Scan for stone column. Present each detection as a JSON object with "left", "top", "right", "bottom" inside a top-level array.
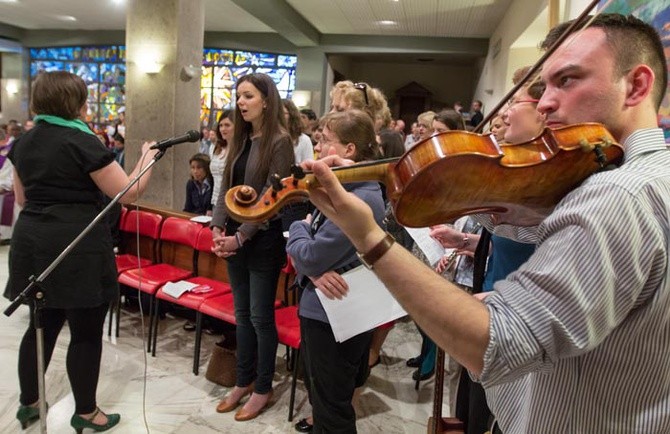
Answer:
[
  {"left": 124, "top": 0, "right": 204, "bottom": 209},
  {"left": 295, "top": 47, "right": 328, "bottom": 116}
]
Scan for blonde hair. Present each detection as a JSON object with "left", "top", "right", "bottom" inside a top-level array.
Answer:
[
  {"left": 330, "top": 80, "right": 389, "bottom": 123},
  {"left": 417, "top": 111, "right": 436, "bottom": 127}
]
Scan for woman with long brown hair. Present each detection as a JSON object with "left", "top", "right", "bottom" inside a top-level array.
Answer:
[
  {"left": 211, "top": 73, "right": 294, "bottom": 421},
  {"left": 209, "top": 109, "right": 234, "bottom": 215}
]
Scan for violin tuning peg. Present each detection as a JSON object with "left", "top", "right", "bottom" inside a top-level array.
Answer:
[
  {"left": 270, "top": 173, "right": 284, "bottom": 191},
  {"left": 270, "top": 174, "right": 284, "bottom": 197},
  {"left": 290, "top": 164, "right": 306, "bottom": 180}
]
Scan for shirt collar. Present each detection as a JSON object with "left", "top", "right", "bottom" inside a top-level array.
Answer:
[{"left": 622, "top": 128, "right": 667, "bottom": 164}]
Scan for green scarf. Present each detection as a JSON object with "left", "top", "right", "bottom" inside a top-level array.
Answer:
[{"left": 33, "top": 115, "right": 96, "bottom": 136}]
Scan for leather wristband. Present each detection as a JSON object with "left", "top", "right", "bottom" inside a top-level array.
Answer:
[{"left": 357, "top": 232, "right": 395, "bottom": 269}]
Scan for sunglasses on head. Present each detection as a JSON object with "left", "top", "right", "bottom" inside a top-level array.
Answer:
[{"left": 353, "top": 82, "right": 369, "bottom": 107}]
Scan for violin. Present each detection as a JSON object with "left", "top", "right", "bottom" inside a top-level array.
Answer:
[{"left": 225, "top": 123, "right": 623, "bottom": 227}]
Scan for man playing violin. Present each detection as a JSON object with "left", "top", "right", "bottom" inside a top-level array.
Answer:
[{"left": 303, "top": 14, "right": 670, "bottom": 433}]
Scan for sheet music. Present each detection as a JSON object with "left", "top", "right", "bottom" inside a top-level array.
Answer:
[
  {"left": 404, "top": 227, "right": 446, "bottom": 266},
  {"left": 315, "top": 265, "right": 407, "bottom": 343},
  {"left": 190, "top": 215, "right": 212, "bottom": 224},
  {"left": 162, "top": 280, "right": 199, "bottom": 299}
]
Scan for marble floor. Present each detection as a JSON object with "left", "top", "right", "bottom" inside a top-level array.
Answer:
[{"left": 0, "top": 244, "right": 453, "bottom": 433}]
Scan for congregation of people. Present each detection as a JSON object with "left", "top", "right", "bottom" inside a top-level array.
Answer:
[{"left": 4, "top": 10, "right": 670, "bottom": 434}]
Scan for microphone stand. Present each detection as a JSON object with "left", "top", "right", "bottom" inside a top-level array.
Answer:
[{"left": 3, "top": 147, "right": 168, "bottom": 434}]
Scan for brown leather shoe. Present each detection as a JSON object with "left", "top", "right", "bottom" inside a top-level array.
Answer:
[
  {"left": 234, "top": 390, "right": 273, "bottom": 422},
  {"left": 216, "top": 385, "right": 254, "bottom": 413}
]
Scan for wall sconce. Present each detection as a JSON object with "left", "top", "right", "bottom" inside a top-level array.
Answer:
[
  {"left": 180, "top": 64, "right": 201, "bottom": 82},
  {"left": 5, "top": 80, "right": 19, "bottom": 95},
  {"left": 292, "top": 90, "right": 312, "bottom": 108},
  {"left": 138, "top": 60, "right": 164, "bottom": 74}
]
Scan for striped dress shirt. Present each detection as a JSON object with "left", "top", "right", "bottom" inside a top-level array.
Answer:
[{"left": 476, "top": 128, "right": 670, "bottom": 433}]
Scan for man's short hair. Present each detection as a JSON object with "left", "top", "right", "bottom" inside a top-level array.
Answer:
[
  {"left": 541, "top": 13, "right": 667, "bottom": 110},
  {"left": 300, "top": 108, "right": 317, "bottom": 121}
]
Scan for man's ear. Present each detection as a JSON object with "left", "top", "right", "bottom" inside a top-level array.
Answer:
[
  {"left": 343, "top": 142, "right": 357, "bottom": 159},
  {"left": 624, "top": 64, "right": 654, "bottom": 107}
]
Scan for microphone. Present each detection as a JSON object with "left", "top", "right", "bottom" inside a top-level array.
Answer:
[{"left": 150, "top": 130, "right": 202, "bottom": 150}]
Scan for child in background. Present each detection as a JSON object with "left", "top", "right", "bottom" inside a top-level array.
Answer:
[{"left": 183, "top": 153, "right": 213, "bottom": 215}]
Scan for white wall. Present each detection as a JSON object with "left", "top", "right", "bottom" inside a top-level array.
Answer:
[
  {"left": 472, "top": 0, "right": 599, "bottom": 118},
  {"left": 567, "top": 0, "right": 594, "bottom": 20},
  {"left": 472, "top": 0, "right": 548, "bottom": 117}
]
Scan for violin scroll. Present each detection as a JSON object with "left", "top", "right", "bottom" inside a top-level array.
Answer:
[{"left": 225, "top": 174, "right": 313, "bottom": 224}]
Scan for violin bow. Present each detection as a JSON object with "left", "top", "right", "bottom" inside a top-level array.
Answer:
[{"left": 473, "top": 0, "right": 610, "bottom": 133}]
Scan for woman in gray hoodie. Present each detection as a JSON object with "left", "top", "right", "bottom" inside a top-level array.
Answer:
[{"left": 287, "top": 109, "right": 386, "bottom": 433}]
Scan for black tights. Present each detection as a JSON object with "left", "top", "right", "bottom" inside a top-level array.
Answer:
[{"left": 18, "top": 303, "right": 108, "bottom": 414}]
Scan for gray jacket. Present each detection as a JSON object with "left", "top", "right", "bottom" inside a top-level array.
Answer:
[{"left": 286, "top": 181, "right": 385, "bottom": 324}]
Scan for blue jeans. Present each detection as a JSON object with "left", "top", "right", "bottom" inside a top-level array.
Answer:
[{"left": 226, "top": 227, "right": 285, "bottom": 394}]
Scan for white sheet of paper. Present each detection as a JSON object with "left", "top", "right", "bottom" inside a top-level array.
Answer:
[
  {"left": 315, "top": 266, "right": 407, "bottom": 343},
  {"left": 190, "top": 215, "right": 212, "bottom": 224},
  {"left": 404, "top": 227, "right": 446, "bottom": 266},
  {"left": 162, "top": 280, "right": 199, "bottom": 299}
]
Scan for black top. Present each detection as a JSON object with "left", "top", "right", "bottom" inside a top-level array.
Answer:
[
  {"left": 9, "top": 123, "right": 114, "bottom": 205},
  {"left": 232, "top": 137, "right": 252, "bottom": 188},
  {"left": 184, "top": 179, "right": 213, "bottom": 214},
  {"left": 5, "top": 122, "right": 118, "bottom": 309},
  {"left": 470, "top": 110, "right": 484, "bottom": 128}
]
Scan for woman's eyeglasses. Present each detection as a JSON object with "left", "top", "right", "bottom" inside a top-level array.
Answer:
[{"left": 354, "top": 82, "right": 369, "bottom": 107}]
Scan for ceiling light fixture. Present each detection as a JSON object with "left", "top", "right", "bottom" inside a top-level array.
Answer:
[{"left": 378, "top": 20, "right": 397, "bottom": 25}]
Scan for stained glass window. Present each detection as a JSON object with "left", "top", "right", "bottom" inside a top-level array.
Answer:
[
  {"left": 202, "top": 48, "right": 297, "bottom": 126},
  {"left": 30, "top": 45, "right": 297, "bottom": 129},
  {"left": 29, "top": 46, "right": 126, "bottom": 126}
]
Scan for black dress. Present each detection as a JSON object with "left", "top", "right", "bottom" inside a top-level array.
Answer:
[{"left": 4, "top": 123, "right": 118, "bottom": 309}]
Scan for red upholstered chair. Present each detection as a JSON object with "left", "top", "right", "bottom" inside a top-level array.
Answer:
[
  {"left": 109, "top": 209, "right": 163, "bottom": 337},
  {"left": 151, "top": 227, "right": 232, "bottom": 359},
  {"left": 118, "top": 217, "right": 201, "bottom": 351},
  {"left": 281, "top": 255, "right": 297, "bottom": 306},
  {"left": 274, "top": 305, "right": 301, "bottom": 421},
  {"left": 115, "top": 209, "right": 162, "bottom": 273}
]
